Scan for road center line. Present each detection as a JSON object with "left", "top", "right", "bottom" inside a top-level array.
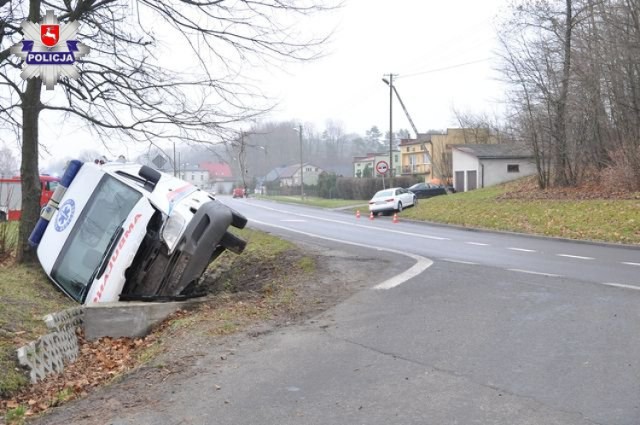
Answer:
[
  {"left": 250, "top": 219, "right": 433, "bottom": 290},
  {"left": 465, "top": 242, "right": 489, "bottom": 246},
  {"left": 441, "top": 258, "right": 478, "bottom": 265},
  {"left": 622, "top": 262, "right": 640, "bottom": 267},
  {"left": 507, "top": 268, "right": 561, "bottom": 277},
  {"left": 507, "top": 247, "right": 537, "bottom": 253},
  {"left": 557, "top": 254, "right": 595, "bottom": 260},
  {"left": 280, "top": 219, "right": 306, "bottom": 222},
  {"left": 602, "top": 282, "right": 640, "bottom": 291}
]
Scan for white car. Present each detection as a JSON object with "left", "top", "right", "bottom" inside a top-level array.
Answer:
[{"left": 368, "top": 187, "right": 417, "bottom": 216}]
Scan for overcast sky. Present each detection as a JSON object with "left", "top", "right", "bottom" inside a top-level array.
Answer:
[
  {"left": 18, "top": 0, "right": 512, "bottom": 170},
  {"left": 266, "top": 0, "right": 511, "bottom": 135}
]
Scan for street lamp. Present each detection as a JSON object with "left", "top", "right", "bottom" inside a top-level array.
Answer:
[{"left": 293, "top": 125, "right": 304, "bottom": 199}]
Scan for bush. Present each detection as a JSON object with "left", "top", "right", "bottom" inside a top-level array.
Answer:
[
  {"left": 0, "top": 221, "right": 18, "bottom": 259},
  {"left": 601, "top": 147, "right": 640, "bottom": 191},
  {"left": 335, "top": 176, "right": 423, "bottom": 200},
  {"left": 317, "top": 172, "right": 338, "bottom": 198}
]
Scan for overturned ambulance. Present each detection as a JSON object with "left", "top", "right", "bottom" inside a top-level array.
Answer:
[{"left": 29, "top": 160, "right": 247, "bottom": 305}]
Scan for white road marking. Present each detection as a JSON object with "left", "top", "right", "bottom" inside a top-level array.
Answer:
[
  {"left": 622, "top": 262, "right": 640, "bottom": 267},
  {"left": 250, "top": 219, "right": 433, "bottom": 290},
  {"left": 507, "top": 269, "right": 561, "bottom": 278},
  {"left": 465, "top": 242, "right": 489, "bottom": 246},
  {"left": 602, "top": 282, "right": 640, "bottom": 291},
  {"left": 248, "top": 203, "right": 451, "bottom": 241},
  {"left": 508, "top": 247, "right": 537, "bottom": 253},
  {"left": 280, "top": 219, "right": 306, "bottom": 222},
  {"left": 557, "top": 254, "right": 594, "bottom": 260},
  {"left": 441, "top": 258, "right": 478, "bottom": 265}
]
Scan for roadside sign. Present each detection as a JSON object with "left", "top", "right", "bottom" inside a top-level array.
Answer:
[
  {"left": 375, "top": 160, "right": 389, "bottom": 175},
  {"left": 152, "top": 154, "right": 167, "bottom": 169}
]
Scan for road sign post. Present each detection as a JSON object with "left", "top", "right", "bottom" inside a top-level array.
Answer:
[{"left": 376, "top": 160, "right": 389, "bottom": 189}]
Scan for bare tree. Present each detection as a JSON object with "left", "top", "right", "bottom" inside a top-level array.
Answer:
[
  {"left": 500, "top": 0, "right": 640, "bottom": 190},
  {"left": 1, "top": 0, "right": 336, "bottom": 261},
  {"left": 452, "top": 108, "right": 511, "bottom": 144},
  {"left": 499, "top": 0, "right": 582, "bottom": 188}
]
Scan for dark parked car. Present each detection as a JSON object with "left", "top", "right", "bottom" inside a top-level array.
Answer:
[{"left": 407, "top": 182, "right": 448, "bottom": 199}]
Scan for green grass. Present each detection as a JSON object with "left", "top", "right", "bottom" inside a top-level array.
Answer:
[
  {"left": 257, "top": 195, "right": 365, "bottom": 209},
  {"left": 234, "top": 227, "right": 295, "bottom": 257},
  {"left": 401, "top": 185, "right": 640, "bottom": 244},
  {"left": 296, "top": 257, "right": 315, "bottom": 273},
  {"left": 0, "top": 264, "right": 75, "bottom": 396},
  {"left": 5, "top": 405, "right": 26, "bottom": 424},
  {"left": 0, "top": 222, "right": 19, "bottom": 256}
]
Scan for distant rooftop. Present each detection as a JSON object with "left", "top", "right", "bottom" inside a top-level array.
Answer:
[{"left": 452, "top": 144, "right": 533, "bottom": 159}]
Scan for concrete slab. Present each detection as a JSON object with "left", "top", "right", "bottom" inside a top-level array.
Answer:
[{"left": 83, "top": 300, "right": 204, "bottom": 341}]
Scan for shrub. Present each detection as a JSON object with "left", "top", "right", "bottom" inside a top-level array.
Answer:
[
  {"left": 601, "top": 147, "right": 640, "bottom": 192},
  {"left": 335, "top": 176, "right": 423, "bottom": 200}
]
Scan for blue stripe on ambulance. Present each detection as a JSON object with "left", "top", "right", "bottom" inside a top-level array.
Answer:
[{"left": 28, "top": 160, "right": 83, "bottom": 247}]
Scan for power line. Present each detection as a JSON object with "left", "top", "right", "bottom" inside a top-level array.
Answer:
[
  {"left": 399, "top": 58, "right": 491, "bottom": 79},
  {"left": 400, "top": 18, "right": 496, "bottom": 75}
]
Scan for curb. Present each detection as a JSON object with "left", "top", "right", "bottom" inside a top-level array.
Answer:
[{"left": 346, "top": 210, "right": 640, "bottom": 250}]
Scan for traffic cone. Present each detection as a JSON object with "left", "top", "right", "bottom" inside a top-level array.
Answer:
[
  {"left": 356, "top": 210, "right": 361, "bottom": 219},
  {"left": 393, "top": 213, "right": 399, "bottom": 224},
  {"left": 369, "top": 211, "right": 374, "bottom": 220}
]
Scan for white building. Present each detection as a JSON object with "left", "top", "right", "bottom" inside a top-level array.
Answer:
[
  {"left": 452, "top": 144, "right": 536, "bottom": 192},
  {"left": 353, "top": 150, "right": 401, "bottom": 178},
  {"left": 179, "top": 167, "right": 209, "bottom": 187},
  {"left": 278, "top": 163, "right": 324, "bottom": 186}
]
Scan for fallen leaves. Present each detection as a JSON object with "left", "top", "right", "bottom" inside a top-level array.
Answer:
[
  {"left": 0, "top": 329, "right": 159, "bottom": 418},
  {"left": 498, "top": 176, "right": 640, "bottom": 201}
]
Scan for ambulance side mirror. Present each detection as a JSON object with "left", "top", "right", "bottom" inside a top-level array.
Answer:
[{"left": 139, "top": 166, "right": 161, "bottom": 191}]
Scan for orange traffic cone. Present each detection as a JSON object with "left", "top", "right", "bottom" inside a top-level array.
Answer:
[
  {"left": 356, "top": 210, "right": 361, "bottom": 219},
  {"left": 369, "top": 211, "right": 374, "bottom": 220},
  {"left": 393, "top": 213, "right": 399, "bottom": 224}
]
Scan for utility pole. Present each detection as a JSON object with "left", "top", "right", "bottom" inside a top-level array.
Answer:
[
  {"left": 384, "top": 73, "right": 397, "bottom": 185},
  {"left": 239, "top": 130, "right": 247, "bottom": 195},
  {"left": 298, "top": 124, "right": 304, "bottom": 199}
]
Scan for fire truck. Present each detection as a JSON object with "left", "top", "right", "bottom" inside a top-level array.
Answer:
[{"left": 0, "top": 175, "right": 60, "bottom": 221}]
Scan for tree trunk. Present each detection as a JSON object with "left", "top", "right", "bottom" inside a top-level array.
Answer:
[
  {"left": 16, "top": 77, "right": 42, "bottom": 263},
  {"left": 16, "top": 0, "right": 43, "bottom": 263},
  {"left": 554, "top": 0, "right": 574, "bottom": 186}
]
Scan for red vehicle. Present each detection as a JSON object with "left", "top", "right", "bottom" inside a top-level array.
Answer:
[
  {"left": 0, "top": 175, "right": 60, "bottom": 221},
  {"left": 232, "top": 187, "right": 246, "bottom": 198}
]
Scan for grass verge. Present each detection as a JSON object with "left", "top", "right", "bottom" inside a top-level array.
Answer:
[
  {"left": 401, "top": 184, "right": 640, "bottom": 244},
  {"left": 0, "top": 264, "right": 75, "bottom": 397},
  {"left": 256, "top": 195, "right": 365, "bottom": 209}
]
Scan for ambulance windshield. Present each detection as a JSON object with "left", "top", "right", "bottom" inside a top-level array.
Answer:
[{"left": 51, "top": 175, "right": 142, "bottom": 302}]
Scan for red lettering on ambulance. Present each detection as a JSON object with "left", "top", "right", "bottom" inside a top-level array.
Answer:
[{"left": 92, "top": 213, "right": 143, "bottom": 303}]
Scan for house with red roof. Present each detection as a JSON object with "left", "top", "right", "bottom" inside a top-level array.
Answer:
[{"left": 198, "top": 162, "right": 235, "bottom": 194}]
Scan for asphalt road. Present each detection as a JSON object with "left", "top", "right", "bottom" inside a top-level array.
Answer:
[
  {"left": 40, "top": 197, "right": 640, "bottom": 425},
  {"left": 213, "top": 197, "right": 639, "bottom": 425},
  {"left": 225, "top": 197, "right": 640, "bottom": 288}
]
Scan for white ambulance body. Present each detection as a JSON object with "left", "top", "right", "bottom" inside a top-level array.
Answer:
[{"left": 30, "top": 161, "right": 246, "bottom": 305}]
